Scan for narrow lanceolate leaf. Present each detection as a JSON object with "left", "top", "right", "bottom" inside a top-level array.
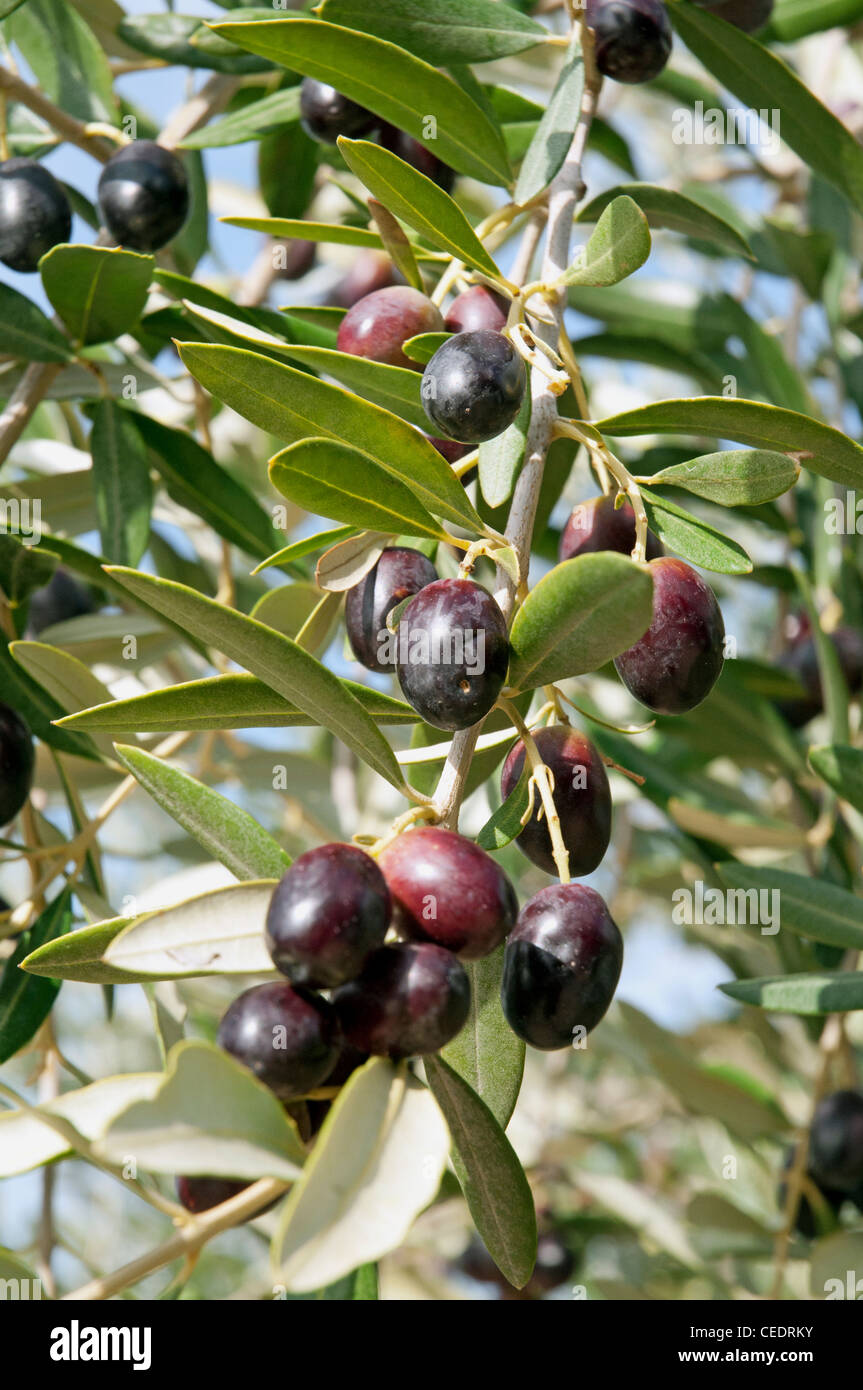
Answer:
[
  {"left": 97, "top": 1040, "right": 304, "bottom": 1181},
  {"left": 270, "top": 439, "right": 451, "bottom": 542},
  {"left": 479, "top": 390, "right": 530, "bottom": 509},
  {"left": 22, "top": 917, "right": 145, "bottom": 985},
  {"left": 646, "top": 450, "right": 800, "bottom": 506},
  {"left": 599, "top": 397, "right": 863, "bottom": 493},
  {"left": 89, "top": 401, "right": 152, "bottom": 567},
  {"left": 9, "top": 641, "right": 116, "bottom": 758},
  {"left": 180, "top": 87, "right": 301, "bottom": 148},
  {"left": 114, "top": 744, "right": 291, "bottom": 882},
  {"left": 476, "top": 766, "right": 531, "bottom": 854},
  {"left": 639, "top": 486, "right": 753, "bottom": 575},
  {"left": 131, "top": 413, "right": 283, "bottom": 560},
  {"left": 507, "top": 552, "right": 654, "bottom": 692},
  {"left": 766, "top": 0, "right": 863, "bottom": 42},
  {"left": 338, "top": 138, "right": 501, "bottom": 278},
  {"left": 210, "top": 18, "right": 512, "bottom": 186},
  {"left": 720, "top": 973, "right": 863, "bottom": 1016},
  {"left": 177, "top": 343, "right": 484, "bottom": 535},
  {"left": 253, "top": 527, "right": 356, "bottom": 576},
  {"left": 577, "top": 184, "right": 751, "bottom": 258},
  {"left": 40, "top": 245, "right": 154, "bottom": 347},
  {"left": 0, "top": 889, "right": 72, "bottom": 1065},
  {"left": 441, "top": 949, "right": 525, "bottom": 1130},
  {"left": 809, "top": 744, "right": 863, "bottom": 813},
  {"left": 0, "top": 282, "right": 71, "bottom": 362},
  {"left": 272, "top": 1059, "right": 450, "bottom": 1293},
  {"left": 0, "top": 634, "right": 100, "bottom": 762},
  {"left": 561, "top": 195, "right": 651, "bottom": 288},
  {"left": 425, "top": 1056, "right": 536, "bottom": 1288},
  {"left": 183, "top": 304, "right": 430, "bottom": 432},
  {"left": 221, "top": 217, "right": 383, "bottom": 248},
  {"left": 514, "top": 29, "right": 583, "bottom": 205},
  {"left": 57, "top": 673, "right": 416, "bottom": 733},
  {"left": 317, "top": 0, "right": 546, "bottom": 64},
  {"left": 102, "top": 883, "right": 278, "bottom": 979},
  {"left": 716, "top": 865, "right": 863, "bottom": 952},
  {"left": 368, "top": 197, "right": 423, "bottom": 292},
  {"left": 105, "top": 568, "right": 406, "bottom": 791},
  {"left": 671, "top": 3, "right": 863, "bottom": 218},
  {"left": 0, "top": 1073, "right": 162, "bottom": 1178}
]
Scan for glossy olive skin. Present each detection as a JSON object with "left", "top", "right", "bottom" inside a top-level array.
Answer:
[
  {"left": 0, "top": 158, "right": 71, "bottom": 272},
  {"left": 326, "top": 250, "right": 400, "bottom": 308},
  {"left": 429, "top": 436, "right": 469, "bottom": 464},
  {"left": 217, "top": 982, "right": 340, "bottom": 1101},
  {"left": 614, "top": 557, "right": 725, "bottom": 715},
  {"left": 97, "top": 141, "right": 189, "bottom": 252},
  {"left": 395, "top": 578, "right": 510, "bottom": 731},
  {"left": 265, "top": 844, "right": 391, "bottom": 989},
  {"left": 777, "top": 627, "right": 863, "bottom": 729},
  {"left": 501, "top": 883, "right": 623, "bottom": 1050},
  {"left": 559, "top": 494, "right": 663, "bottom": 563},
  {"left": 421, "top": 331, "right": 527, "bottom": 444},
  {"left": 809, "top": 1091, "right": 863, "bottom": 1193},
  {"left": 379, "top": 826, "right": 518, "bottom": 959},
  {"left": 346, "top": 546, "right": 438, "bottom": 674},
  {"left": 332, "top": 942, "right": 470, "bottom": 1059},
  {"left": 694, "top": 0, "right": 773, "bottom": 32},
  {"left": 501, "top": 725, "right": 612, "bottom": 878},
  {"left": 444, "top": 286, "right": 509, "bottom": 335},
  {"left": 299, "top": 79, "right": 377, "bottom": 144},
  {"left": 0, "top": 703, "right": 35, "bottom": 828},
  {"left": 336, "top": 286, "right": 444, "bottom": 370},
  {"left": 26, "top": 568, "right": 95, "bottom": 637},
  {"left": 378, "top": 123, "right": 455, "bottom": 192},
  {"left": 586, "top": 0, "right": 673, "bottom": 84}
]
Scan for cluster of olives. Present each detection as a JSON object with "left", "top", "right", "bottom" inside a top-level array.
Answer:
[
  {"left": 0, "top": 139, "right": 188, "bottom": 273},
  {"left": 586, "top": 0, "right": 774, "bottom": 88},
  {"left": 299, "top": 77, "right": 454, "bottom": 191}
]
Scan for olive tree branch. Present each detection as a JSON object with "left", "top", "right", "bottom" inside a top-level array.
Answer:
[
  {"left": 0, "top": 65, "right": 118, "bottom": 161},
  {"left": 431, "top": 35, "right": 601, "bottom": 830},
  {"left": 62, "top": 1177, "right": 290, "bottom": 1301}
]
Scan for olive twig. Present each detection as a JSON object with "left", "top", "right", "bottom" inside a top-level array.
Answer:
[
  {"left": 498, "top": 697, "right": 570, "bottom": 883},
  {"left": 554, "top": 419, "right": 649, "bottom": 564}
]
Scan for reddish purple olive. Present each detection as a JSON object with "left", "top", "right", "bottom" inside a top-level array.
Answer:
[
  {"left": 614, "top": 557, "right": 725, "bottom": 715},
  {"left": 501, "top": 725, "right": 612, "bottom": 878},
  {"left": 97, "top": 140, "right": 189, "bottom": 253},
  {"left": 444, "top": 286, "right": 509, "bottom": 335},
  {"left": 429, "top": 436, "right": 470, "bottom": 464},
  {"left": 299, "top": 79, "right": 377, "bottom": 145},
  {"left": 0, "top": 703, "right": 35, "bottom": 828},
  {"left": 501, "top": 883, "right": 623, "bottom": 1049},
  {"left": 276, "top": 238, "right": 316, "bottom": 281},
  {"left": 394, "top": 577, "right": 510, "bottom": 731},
  {"left": 378, "top": 123, "right": 455, "bottom": 192},
  {"left": 379, "top": 826, "right": 518, "bottom": 960},
  {"left": 326, "top": 250, "right": 401, "bottom": 308},
  {"left": 336, "top": 286, "right": 444, "bottom": 370},
  {"left": 693, "top": 0, "right": 773, "bottom": 32},
  {"left": 559, "top": 494, "right": 662, "bottom": 563},
  {"left": 586, "top": 0, "right": 673, "bottom": 85},
  {"left": 265, "top": 843, "right": 391, "bottom": 989},
  {"left": 332, "top": 942, "right": 470, "bottom": 1058},
  {"left": 422, "top": 330, "right": 527, "bottom": 444},
  {"left": 0, "top": 157, "right": 71, "bottom": 272},
  {"left": 217, "top": 982, "right": 340, "bottom": 1101},
  {"left": 345, "top": 546, "right": 438, "bottom": 674}
]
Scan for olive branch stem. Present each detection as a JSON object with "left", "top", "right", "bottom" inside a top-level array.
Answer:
[{"left": 431, "top": 22, "right": 601, "bottom": 830}]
